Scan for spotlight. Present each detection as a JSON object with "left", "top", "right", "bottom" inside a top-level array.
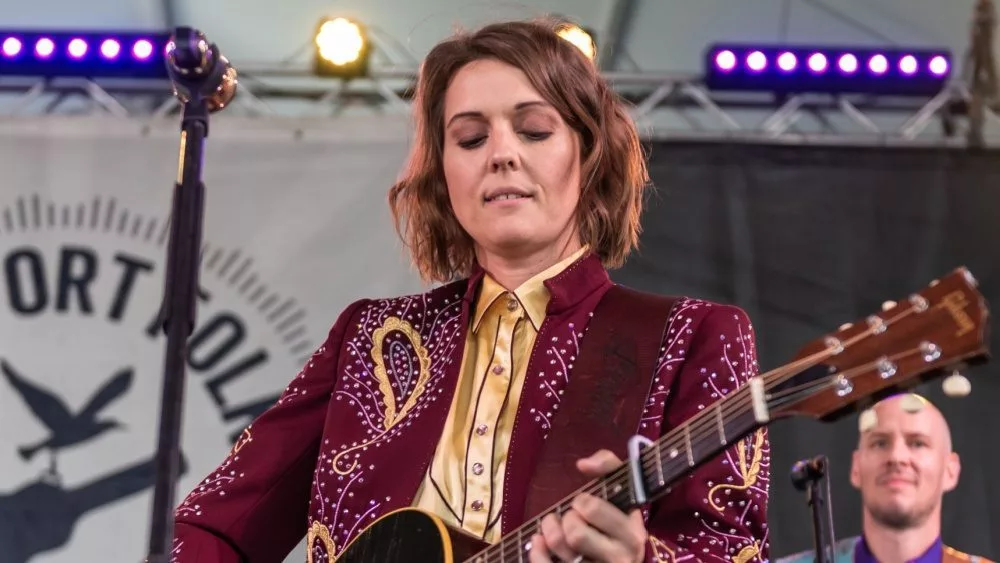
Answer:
[
  {"left": 0, "top": 29, "right": 170, "bottom": 78},
  {"left": 2, "top": 37, "right": 22, "bottom": 58},
  {"left": 929, "top": 55, "right": 949, "bottom": 77},
  {"left": 555, "top": 22, "right": 597, "bottom": 62},
  {"left": 838, "top": 53, "right": 858, "bottom": 74},
  {"left": 313, "top": 17, "right": 371, "bottom": 79},
  {"left": 807, "top": 52, "right": 828, "bottom": 73},
  {"left": 100, "top": 38, "right": 121, "bottom": 59},
  {"left": 746, "top": 51, "right": 767, "bottom": 72},
  {"left": 777, "top": 52, "right": 797, "bottom": 72},
  {"left": 35, "top": 38, "right": 55, "bottom": 58},
  {"left": 67, "top": 38, "right": 88, "bottom": 58},
  {"left": 715, "top": 49, "right": 737, "bottom": 72},
  {"left": 868, "top": 54, "right": 888, "bottom": 75},
  {"left": 704, "top": 43, "right": 952, "bottom": 96}
]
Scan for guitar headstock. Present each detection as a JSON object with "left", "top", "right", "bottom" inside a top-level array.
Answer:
[{"left": 769, "top": 267, "right": 990, "bottom": 422}]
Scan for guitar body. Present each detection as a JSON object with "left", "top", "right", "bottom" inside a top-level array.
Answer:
[{"left": 335, "top": 508, "right": 488, "bottom": 563}]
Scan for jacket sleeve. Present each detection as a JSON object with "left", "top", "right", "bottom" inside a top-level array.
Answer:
[
  {"left": 644, "top": 304, "right": 770, "bottom": 563},
  {"left": 170, "top": 299, "right": 368, "bottom": 563}
]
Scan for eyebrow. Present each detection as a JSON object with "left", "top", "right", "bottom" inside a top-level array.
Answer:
[
  {"left": 445, "top": 100, "right": 551, "bottom": 129},
  {"left": 865, "top": 430, "right": 933, "bottom": 442}
]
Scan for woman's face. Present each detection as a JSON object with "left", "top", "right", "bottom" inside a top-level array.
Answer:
[{"left": 441, "top": 58, "right": 583, "bottom": 265}]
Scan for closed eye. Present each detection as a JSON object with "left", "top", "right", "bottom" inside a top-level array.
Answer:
[
  {"left": 521, "top": 131, "right": 552, "bottom": 141},
  {"left": 457, "top": 136, "right": 486, "bottom": 149},
  {"left": 456, "top": 131, "right": 551, "bottom": 150}
]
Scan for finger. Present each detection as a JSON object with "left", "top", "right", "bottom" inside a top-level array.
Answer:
[
  {"left": 561, "top": 508, "right": 628, "bottom": 562},
  {"left": 541, "top": 512, "right": 577, "bottom": 562},
  {"left": 575, "top": 449, "right": 622, "bottom": 477},
  {"left": 528, "top": 533, "right": 553, "bottom": 563},
  {"left": 629, "top": 508, "right": 650, "bottom": 556},
  {"left": 570, "top": 493, "right": 648, "bottom": 559}
]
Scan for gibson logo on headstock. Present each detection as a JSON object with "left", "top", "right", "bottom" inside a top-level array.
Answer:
[{"left": 937, "top": 291, "right": 975, "bottom": 337}]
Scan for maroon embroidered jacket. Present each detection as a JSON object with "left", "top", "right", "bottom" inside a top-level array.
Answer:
[{"left": 171, "top": 254, "right": 770, "bottom": 563}]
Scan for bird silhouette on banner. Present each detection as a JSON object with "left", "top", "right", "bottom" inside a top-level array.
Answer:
[{"left": 2, "top": 359, "right": 133, "bottom": 477}]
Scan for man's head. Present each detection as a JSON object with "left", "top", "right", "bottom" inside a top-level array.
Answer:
[{"left": 850, "top": 394, "right": 960, "bottom": 530}]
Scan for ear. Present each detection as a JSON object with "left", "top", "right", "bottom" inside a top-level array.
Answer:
[
  {"left": 849, "top": 449, "right": 862, "bottom": 489},
  {"left": 942, "top": 452, "right": 961, "bottom": 492}
]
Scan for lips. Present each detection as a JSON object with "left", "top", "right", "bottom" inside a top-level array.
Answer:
[
  {"left": 878, "top": 474, "right": 916, "bottom": 488},
  {"left": 484, "top": 187, "right": 532, "bottom": 202}
]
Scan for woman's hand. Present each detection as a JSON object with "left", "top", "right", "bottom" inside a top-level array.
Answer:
[{"left": 528, "top": 449, "right": 647, "bottom": 563}]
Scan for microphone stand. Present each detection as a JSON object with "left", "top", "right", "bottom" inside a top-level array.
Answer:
[
  {"left": 144, "top": 27, "right": 236, "bottom": 563},
  {"left": 791, "top": 456, "right": 838, "bottom": 563}
]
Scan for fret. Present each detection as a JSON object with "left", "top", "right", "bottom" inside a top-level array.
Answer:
[
  {"left": 478, "top": 399, "right": 771, "bottom": 563},
  {"left": 607, "top": 478, "right": 629, "bottom": 510},
  {"left": 653, "top": 441, "right": 665, "bottom": 487},
  {"left": 683, "top": 424, "right": 694, "bottom": 466},
  {"left": 714, "top": 404, "right": 726, "bottom": 445}
]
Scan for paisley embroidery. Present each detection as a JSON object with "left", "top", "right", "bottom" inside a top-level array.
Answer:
[
  {"left": 306, "top": 521, "right": 337, "bottom": 563},
  {"left": 331, "top": 315, "right": 435, "bottom": 475},
  {"left": 371, "top": 317, "right": 432, "bottom": 430}
]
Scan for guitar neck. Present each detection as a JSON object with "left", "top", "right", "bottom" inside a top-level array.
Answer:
[
  {"left": 592, "top": 384, "right": 763, "bottom": 512},
  {"left": 473, "top": 383, "right": 768, "bottom": 563}
]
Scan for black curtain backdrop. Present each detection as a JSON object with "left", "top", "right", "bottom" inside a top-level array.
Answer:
[{"left": 615, "top": 141, "right": 1000, "bottom": 560}]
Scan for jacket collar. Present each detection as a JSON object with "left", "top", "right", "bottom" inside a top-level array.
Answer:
[{"left": 461, "top": 250, "right": 611, "bottom": 321}]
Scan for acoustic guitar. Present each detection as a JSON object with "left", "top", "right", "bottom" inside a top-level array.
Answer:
[{"left": 332, "top": 267, "right": 990, "bottom": 563}]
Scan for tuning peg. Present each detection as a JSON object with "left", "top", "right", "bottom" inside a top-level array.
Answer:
[
  {"left": 942, "top": 369, "right": 972, "bottom": 398},
  {"left": 961, "top": 268, "right": 978, "bottom": 287},
  {"left": 881, "top": 300, "right": 897, "bottom": 311},
  {"left": 839, "top": 322, "right": 853, "bottom": 331}
]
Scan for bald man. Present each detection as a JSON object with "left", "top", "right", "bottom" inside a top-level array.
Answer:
[{"left": 777, "top": 394, "right": 994, "bottom": 563}]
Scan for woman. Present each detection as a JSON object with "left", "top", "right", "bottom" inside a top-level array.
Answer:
[{"left": 171, "top": 19, "right": 770, "bottom": 563}]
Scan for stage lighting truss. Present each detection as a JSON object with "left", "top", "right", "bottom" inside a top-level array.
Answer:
[{"left": 0, "top": 47, "right": 997, "bottom": 146}]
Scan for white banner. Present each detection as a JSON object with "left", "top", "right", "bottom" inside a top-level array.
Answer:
[{"left": 0, "top": 115, "right": 424, "bottom": 562}]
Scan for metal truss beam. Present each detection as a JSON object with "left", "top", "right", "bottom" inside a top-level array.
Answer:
[{"left": 1, "top": 66, "right": 997, "bottom": 146}]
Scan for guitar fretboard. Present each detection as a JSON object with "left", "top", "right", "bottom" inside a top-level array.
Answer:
[{"left": 471, "top": 384, "right": 766, "bottom": 563}]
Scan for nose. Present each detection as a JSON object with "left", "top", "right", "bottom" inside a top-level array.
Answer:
[
  {"left": 490, "top": 153, "right": 517, "bottom": 172},
  {"left": 886, "top": 439, "right": 911, "bottom": 465},
  {"left": 488, "top": 129, "right": 520, "bottom": 172}
]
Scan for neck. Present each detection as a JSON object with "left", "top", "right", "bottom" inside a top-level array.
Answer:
[
  {"left": 475, "top": 236, "right": 583, "bottom": 290},
  {"left": 862, "top": 511, "right": 940, "bottom": 563}
]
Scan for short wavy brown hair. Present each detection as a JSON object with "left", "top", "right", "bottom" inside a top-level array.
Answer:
[{"left": 388, "top": 18, "right": 650, "bottom": 283}]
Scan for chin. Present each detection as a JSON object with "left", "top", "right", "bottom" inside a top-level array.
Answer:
[
  {"left": 869, "top": 500, "right": 927, "bottom": 530},
  {"left": 481, "top": 230, "right": 541, "bottom": 252}
]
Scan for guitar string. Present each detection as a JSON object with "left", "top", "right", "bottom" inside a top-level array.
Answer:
[
  {"left": 486, "top": 349, "right": 936, "bottom": 561},
  {"left": 478, "top": 350, "right": 835, "bottom": 562},
  {"left": 482, "top": 349, "right": 923, "bottom": 563},
  {"left": 480, "top": 306, "right": 927, "bottom": 562}
]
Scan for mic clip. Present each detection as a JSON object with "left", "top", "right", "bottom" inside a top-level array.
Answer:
[{"left": 790, "top": 455, "right": 827, "bottom": 491}]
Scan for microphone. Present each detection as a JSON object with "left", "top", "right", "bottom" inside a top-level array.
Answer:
[
  {"left": 164, "top": 27, "right": 238, "bottom": 112},
  {"left": 790, "top": 455, "right": 828, "bottom": 491}
]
